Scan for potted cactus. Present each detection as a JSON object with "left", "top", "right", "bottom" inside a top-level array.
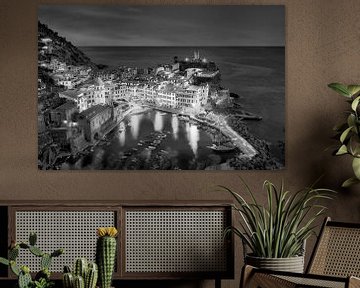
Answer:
[
  {"left": 0, "top": 232, "right": 64, "bottom": 288},
  {"left": 96, "top": 227, "right": 118, "bottom": 288},
  {"left": 62, "top": 258, "right": 98, "bottom": 288}
]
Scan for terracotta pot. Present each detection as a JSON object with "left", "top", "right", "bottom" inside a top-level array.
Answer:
[{"left": 245, "top": 254, "right": 305, "bottom": 273}]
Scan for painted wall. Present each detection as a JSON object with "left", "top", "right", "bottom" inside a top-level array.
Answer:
[{"left": 1, "top": 0, "right": 360, "bottom": 287}]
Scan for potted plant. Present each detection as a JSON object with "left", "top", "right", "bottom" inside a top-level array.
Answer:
[
  {"left": 221, "top": 179, "right": 334, "bottom": 273},
  {"left": 0, "top": 232, "right": 64, "bottom": 288},
  {"left": 62, "top": 258, "right": 98, "bottom": 288},
  {"left": 328, "top": 83, "right": 360, "bottom": 187}
]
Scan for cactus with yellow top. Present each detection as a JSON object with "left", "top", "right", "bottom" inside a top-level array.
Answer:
[
  {"left": 0, "top": 232, "right": 64, "bottom": 288},
  {"left": 96, "top": 227, "right": 118, "bottom": 288}
]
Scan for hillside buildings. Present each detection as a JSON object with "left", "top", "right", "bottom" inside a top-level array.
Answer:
[
  {"left": 38, "top": 50, "right": 232, "bottom": 168},
  {"left": 39, "top": 58, "right": 92, "bottom": 90}
]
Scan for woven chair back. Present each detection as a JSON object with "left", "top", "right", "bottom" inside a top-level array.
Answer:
[{"left": 308, "top": 219, "right": 360, "bottom": 278}]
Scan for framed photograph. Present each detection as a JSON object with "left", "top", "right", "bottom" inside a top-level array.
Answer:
[{"left": 37, "top": 5, "right": 285, "bottom": 170}]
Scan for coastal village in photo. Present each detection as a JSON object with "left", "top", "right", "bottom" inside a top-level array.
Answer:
[{"left": 38, "top": 16, "right": 284, "bottom": 170}]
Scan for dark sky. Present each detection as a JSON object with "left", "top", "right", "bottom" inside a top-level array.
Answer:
[{"left": 38, "top": 5, "right": 284, "bottom": 47}]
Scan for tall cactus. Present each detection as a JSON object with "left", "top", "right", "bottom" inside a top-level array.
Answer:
[{"left": 96, "top": 227, "right": 118, "bottom": 288}]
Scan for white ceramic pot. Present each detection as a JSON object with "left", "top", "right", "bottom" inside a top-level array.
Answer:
[{"left": 245, "top": 254, "right": 305, "bottom": 273}]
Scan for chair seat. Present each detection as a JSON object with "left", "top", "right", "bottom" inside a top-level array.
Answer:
[
  {"left": 244, "top": 266, "right": 360, "bottom": 288},
  {"left": 241, "top": 218, "right": 360, "bottom": 288},
  {"left": 277, "top": 275, "right": 346, "bottom": 288}
]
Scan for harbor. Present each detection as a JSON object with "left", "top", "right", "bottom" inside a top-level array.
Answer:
[{"left": 63, "top": 109, "right": 243, "bottom": 170}]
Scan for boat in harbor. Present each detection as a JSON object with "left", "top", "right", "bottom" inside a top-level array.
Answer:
[
  {"left": 233, "top": 110, "right": 262, "bottom": 121},
  {"left": 207, "top": 143, "right": 236, "bottom": 153},
  {"left": 178, "top": 115, "right": 190, "bottom": 121}
]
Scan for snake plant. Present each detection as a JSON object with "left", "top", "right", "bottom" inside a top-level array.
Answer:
[
  {"left": 221, "top": 179, "right": 335, "bottom": 258},
  {"left": 328, "top": 83, "right": 360, "bottom": 187}
]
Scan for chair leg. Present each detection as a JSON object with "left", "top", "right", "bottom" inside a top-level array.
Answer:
[
  {"left": 215, "top": 278, "right": 221, "bottom": 288},
  {"left": 240, "top": 265, "right": 255, "bottom": 288}
]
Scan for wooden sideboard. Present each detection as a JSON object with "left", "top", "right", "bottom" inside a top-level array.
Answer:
[{"left": 0, "top": 201, "right": 234, "bottom": 288}]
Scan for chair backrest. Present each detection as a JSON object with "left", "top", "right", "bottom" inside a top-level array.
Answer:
[{"left": 307, "top": 217, "right": 360, "bottom": 277}]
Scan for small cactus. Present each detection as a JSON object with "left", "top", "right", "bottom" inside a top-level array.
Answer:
[
  {"left": 18, "top": 269, "right": 32, "bottom": 288},
  {"left": 0, "top": 232, "right": 64, "bottom": 288},
  {"left": 85, "top": 263, "right": 98, "bottom": 288},
  {"left": 96, "top": 227, "right": 118, "bottom": 288},
  {"left": 74, "top": 258, "right": 87, "bottom": 280},
  {"left": 41, "top": 253, "right": 52, "bottom": 270},
  {"left": 74, "top": 275, "right": 85, "bottom": 288},
  {"left": 63, "top": 265, "right": 72, "bottom": 273},
  {"left": 63, "top": 259, "right": 98, "bottom": 288},
  {"left": 63, "top": 271, "right": 74, "bottom": 288}
]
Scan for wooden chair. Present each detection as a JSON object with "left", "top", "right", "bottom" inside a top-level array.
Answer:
[{"left": 241, "top": 217, "right": 360, "bottom": 288}]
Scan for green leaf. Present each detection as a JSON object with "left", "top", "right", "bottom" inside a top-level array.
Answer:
[
  {"left": 223, "top": 179, "right": 335, "bottom": 258},
  {"left": 342, "top": 177, "right": 360, "bottom": 188},
  {"left": 0, "top": 257, "right": 9, "bottom": 266},
  {"left": 40, "top": 254, "right": 51, "bottom": 270},
  {"left": 347, "top": 135, "right": 360, "bottom": 156},
  {"left": 352, "top": 157, "right": 360, "bottom": 179},
  {"left": 19, "top": 243, "right": 29, "bottom": 249},
  {"left": 351, "top": 96, "right": 360, "bottom": 111},
  {"left": 347, "top": 114, "right": 356, "bottom": 128},
  {"left": 29, "top": 232, "right": 37, "bottom": 246},
  {"left": 10, "top": 261, "right": 20, "bottom": 276},
  {"left": 328, "top": 83, "right": 350, "bottom": 97},
  {"left": 8, "top": 247, "right": 19, "bottom": 261},
  {"left": 29, "top": 246, "right": 44, "bottom": 257},
  {"left": 336, "top": 145, "right": 348, "bottom": 155},
  {"left": 340, "top": 126, "right": 353, "bottom": 143},
  {"left": 347, "top": 85, "right": 360, "bottom": 97},
  {"left": 353, "top": 148, "right": 360, "bottom": 157}
]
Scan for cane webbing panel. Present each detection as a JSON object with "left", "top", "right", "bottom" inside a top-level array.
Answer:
[
  {"left": 309, "top": 226, "right": 360, "bottom": 277},
  {"left": 125, "top": 210, "right": 227, "bottom": 273},
  {"left": 249, "top": 273, "right": 297, "bottom": 288},
  {"left": 277, "top": 275, "right": 345, "bottom": 288},
  {"left": 15, "top": 211, "right": 115, "bottom": 272}
]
